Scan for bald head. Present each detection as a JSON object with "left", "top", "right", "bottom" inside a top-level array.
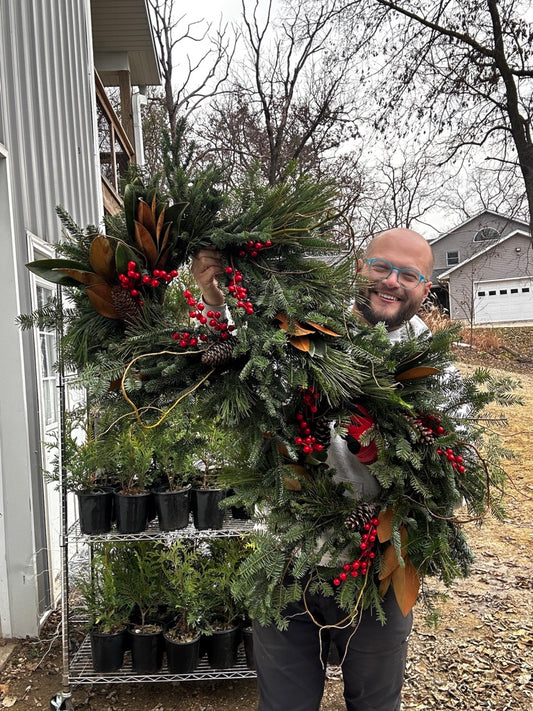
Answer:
[
  {"left": 356, "top": 227, "right": 434, "bottom": 330},
  {"left": 366, "top": 228, "right": 434, "bottom": 279}
]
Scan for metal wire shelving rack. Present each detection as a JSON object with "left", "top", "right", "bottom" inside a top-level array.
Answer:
[{"left": 51, "top": 513, "right": 257, "bottom": 710}]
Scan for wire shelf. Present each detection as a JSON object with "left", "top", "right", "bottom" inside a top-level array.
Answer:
[
  {"left": 69, "top": 635, "right": 256, "bottom": 684},
  {"left": 67, "top": 516, "right": 254, "bottom": 543}
]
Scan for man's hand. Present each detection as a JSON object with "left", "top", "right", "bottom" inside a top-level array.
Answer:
[{"left": 190, "top": 248, "right": 225, "bottom": 306}]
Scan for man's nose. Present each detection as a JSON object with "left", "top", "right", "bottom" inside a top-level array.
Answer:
[{"left": 380, "top": 269, "right": 401, "bottom": 287}]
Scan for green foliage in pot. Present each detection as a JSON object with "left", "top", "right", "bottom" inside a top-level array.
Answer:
[
  {"left": 107, "top": 423, "right": 155, "bottom": 494},
  {"left": 45, "top": 408, "right": 112, "bottom": 493},
  {"left": 202, "top": 537, "right": 248, "bottom": 631},
  {"left": 149, "top": 409, "right": 201, "bottom": 492},
  {"left": 75, "top": 543, "right": 131, "bottom": 634},
  {"left": 191, "top": 416, "right": 248, "bottom": 491},
  {"left": 160, "top": 540, "right": 211, "bottom": 641},
  {"left": 116, "top": 541, "right": 166, "bottom": 630}
]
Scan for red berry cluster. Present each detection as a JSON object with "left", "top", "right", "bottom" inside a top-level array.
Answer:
[
  {"left": 118, "top": 261, "right": 178, "bottom": 305},
  {"left": 173, "top": 291, "right": 236, "bottom": 347},
  {"left": 416, "top": 411, "right": 445, "bottom": 436},
  {"left": 237, "top": 239, "right": 273, "bottom": 259},
  {"left": 436, "top": 446, "right": 466, "bottom": 474},
  {"left": 417, "top": 412, "right": 467, "bottom": 475},
  {"left": 294, "top": 387, "right": 323, "bottom": 454},
  {"left": 171, "top": 330, "right": 200, "bottom": 348},
  {"left": 333, "top": 517, "right": 380, "bottom": 586},
  {"left": 225, "top": 267, "right": 254, "bottom": 315}
]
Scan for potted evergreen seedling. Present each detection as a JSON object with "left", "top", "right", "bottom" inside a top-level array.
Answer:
[
  {"left": 160, "top": 540, "right": 210, "bottom": 673},
  {"left": 202, "top": 537, "right": 247, "bottom": 669},
  {"left": 76, "top": 543, "right": 131, "bottom": 673},
  {"left": 117, "top": 541, "right": 166, "bottom": 673},
  {"left": 110, "top": 424, "right": 155, "bottom": 534},
  {"left": 190, "top": 417, "right": 235, "bottom": 530},
  {"left": 48, "top": 411, "right": 114, "bottom": 534},
  {"left": 150, "top": 412, "right": 199, "bottom": 531}
]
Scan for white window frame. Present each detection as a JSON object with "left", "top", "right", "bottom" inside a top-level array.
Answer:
[{"left": 446, "top": 250, "right": 460, "bottom": 267}]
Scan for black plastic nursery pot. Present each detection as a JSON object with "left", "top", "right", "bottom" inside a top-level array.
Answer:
[
  {"left": 242, "top": 626, "right": 255, "bottom": 670},
  {"left": 114, "top": 491, "right": 151, "bottom": 534},
  {"left": 164, "top": 631, "right": 201, "bottom": 674},
  {"left": 128, "top": 626, "right": 164, "bottom": 674},
  {"left": 90, "top": 628, "right": 127, "bottom": 673},
  {"left": 191, "top": 488, "right": 225, "bottom": 530},
  {"left": 204, "top": 625, "right": 240, "bottom": 669},
  {"left": 153, "top": 487, "right": 190, "bottom": 531},
  {"left": 76, "top": 490, "right": 113, "bottom": 535}
]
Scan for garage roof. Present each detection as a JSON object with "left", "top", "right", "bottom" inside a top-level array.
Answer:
[{"left": 438, "top": 229, "right": 530, "bottom": 281}]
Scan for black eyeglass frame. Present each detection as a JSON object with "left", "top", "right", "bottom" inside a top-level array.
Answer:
[{"left": 363, "top": 258, "right": 429, "bottom": 290}]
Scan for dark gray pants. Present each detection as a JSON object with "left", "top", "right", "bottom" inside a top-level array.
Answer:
[{"left": 252, "top": 589, "right": 412, "bottom": 711}]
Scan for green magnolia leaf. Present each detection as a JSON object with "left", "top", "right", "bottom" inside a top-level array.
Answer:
[
  {"left": 26, "top": 259, "right": 91, "bottom": 286},
  {"left": 123, "top": 180, "right": 145, "bottom": 241},
  {"left": 115, "top": 242, "right": 141, "bottom": 275},
  {"left": 165, "top": 202, "right": 188, "bottom": 225}
]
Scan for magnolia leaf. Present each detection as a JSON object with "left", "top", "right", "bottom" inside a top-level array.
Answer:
[
  {"left": 304, "top": 320, "right": 341, "bottom": 337},
  {"left": 275, "top": 313, "right": 315, "bottom": 336},
  {"left": 123, "top": 181, "right": 145, "bottom": 239},
  {"left": 56, "top": 269, "right": 105, "bottom": 287},
  {"left": 137, "top": 199, "right": 157, "bottom": 236},
  {"left": 89, "top": 235, "right": 116, "bottom": 280},
  {"left": 283, "top": 477, "right": 302, "bottom": 491},
  {"left": 134, "top": 221, "right": 158, "bottom": 268},
  {"left": 159, "top": 222, "right": 171, "bottom": 255},
  {"left": 165, "top": 201, "right": 188, "bottom": 225},
  {"left": 391, "top": 556, "right": 420, "bottom": 616},
  {"left": 395, "top": 366, "right": 441, "bottom": 382},
  {"left": 115, "top": 242, "right": 140, "bottom": 275},
  {"left": 289, "top": 336, "right": 311, "bottom": 351},
  {"left": 155, "top": 208, "right": 166, "bottom": 245},
  {"left": 155, "top": 244, "right": 171, "bottom": 271},
  {"left": 283, "top": 464, "right": 310, "bottom": 490},
  {"left": 376, "top": 507, "right": 393, "bottom": 543},
  {"left": 378, "top": 542, "right": 401, "bottom": 580},
  {"left": 86, "top": 284, "right": 122, "bottom": 319},
  {"left": 26, "top": 258, "right": 90, "bottom": 286}
]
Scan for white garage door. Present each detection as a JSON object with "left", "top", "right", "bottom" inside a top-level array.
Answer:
[{"left": 474, "top": 277, "right": 533, "bottom": 324}]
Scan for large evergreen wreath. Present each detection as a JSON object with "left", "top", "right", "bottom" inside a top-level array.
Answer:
[{"left": 23, "top": 146, "right": 520, "bottom": 628}]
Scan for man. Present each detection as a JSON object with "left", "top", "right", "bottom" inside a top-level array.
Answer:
[{"left": 191, "top": 228, "right": 434, "bottom": 711}]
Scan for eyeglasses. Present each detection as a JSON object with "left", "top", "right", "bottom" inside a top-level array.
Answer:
[{"left": 363, "top": 258, "right": 428, "bottom": 290}]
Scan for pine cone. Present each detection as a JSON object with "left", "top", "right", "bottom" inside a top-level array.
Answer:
[
  {"left": 406, "top": 414, "right": 436, "bottom": 444},
  {"left": 313, "top": 416, "right": 331, "bottom": 449},
  {"left": 344, "top": 502, "right": 380, "bottom": 532},
  {"left": 201, "top": 338, "right": 236, "bottom": 367},
  {"left": 111, "top": 285, "right": 141, "bottom": 323}
]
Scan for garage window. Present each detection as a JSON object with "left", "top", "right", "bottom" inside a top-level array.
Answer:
[
  {"left": 511, "top": 288, "right": 518, "bottom": 294},
  {"left": 488, "top": 290, "right": 496, "bottom": 295},
  {"left": 523, "top": 287, "right": 530, "bottom": 293},
  {"left": 499, "top": 289, "right": 507, "bottom": 295},
  {"left": 477, "top": 291, "right": 486, "bottom": 297}
]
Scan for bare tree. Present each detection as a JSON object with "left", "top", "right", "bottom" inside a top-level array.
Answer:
[
  {"left": 333, "top": 0, "right": 533, "bottom": 237},
  {"left": 199, "top": 0, "right": 361, "bottom": 186},
  {"left": 148, "top": 0, "right": 237, "bottom": 139}
]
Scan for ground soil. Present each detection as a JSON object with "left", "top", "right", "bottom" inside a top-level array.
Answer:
[{"left": 1, "top": 328, "right": 532, "bottom": 711}]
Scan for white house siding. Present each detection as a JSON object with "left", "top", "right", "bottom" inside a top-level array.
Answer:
[
  {"left": 447, "top": 234, "right": 533, "bottom": 323},
  {"left": 0, "top": 0, "right": 103, "bottom": 637}
]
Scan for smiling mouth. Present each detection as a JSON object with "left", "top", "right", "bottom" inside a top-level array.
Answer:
[{"left": 375, "top": 291, "right": 401, "bottom": 303}]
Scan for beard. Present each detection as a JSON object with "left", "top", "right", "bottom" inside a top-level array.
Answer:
[{"left": 355, "top": 285, "right": 421, "bottom": 330}]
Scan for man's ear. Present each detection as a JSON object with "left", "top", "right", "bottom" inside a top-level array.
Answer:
[
  {"left": 422, "top": 281, "right": 432, "bottom": 301},
  {"left": 356, "top": 258, "right": 364, "bottom": 273}
]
